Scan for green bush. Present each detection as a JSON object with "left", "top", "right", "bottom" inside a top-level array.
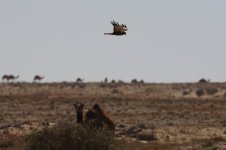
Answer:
[
  {"left": 25, "top": 121, "right": 124, "bottom": 150},
  {"left": 112, "top": 89, "right": 120, "bottom": 94},
  {"left": 0, "top": 140, "right": 14, "bottom": 148},
  {"left": 196, "top": 88, "right": 205, "bottom": 97}
]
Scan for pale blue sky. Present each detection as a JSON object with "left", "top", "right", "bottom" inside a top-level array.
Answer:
[{"left": 0, "top": 0, "right": 226, "bottom": 82}]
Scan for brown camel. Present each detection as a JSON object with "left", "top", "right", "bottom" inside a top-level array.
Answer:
[
  {"left": 76, "top": 78, "right": 84, "bottom": 83},
  {"left": 2, "top": 74, "right": 10, "bottom": 82},
  {"left": 91, "top": 104, "right": 115, "bottom": 131},
  {"left": 73, "top": 103, "right": 115, "bottom": 132},
  {"left": 33, "top": 75, "right": 44, "bottom": 82},
  {"left": 7, "top": 75, "right": 19, "bottom": 82},
  {"left": 73, "top": 103, "right": 84, "bottom": 124}
]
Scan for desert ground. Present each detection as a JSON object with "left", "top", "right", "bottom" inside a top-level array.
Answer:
[{"left": 1, "top": 81, "right": 226, "bottom": 149}]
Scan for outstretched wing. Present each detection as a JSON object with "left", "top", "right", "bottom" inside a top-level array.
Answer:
[{"left": 111, "top": 20, "right": 128, "bottom": 33}]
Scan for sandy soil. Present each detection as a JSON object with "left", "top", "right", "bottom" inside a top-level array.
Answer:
[{"left": 0, "top": 82, "right": 226, "bottom": 149}]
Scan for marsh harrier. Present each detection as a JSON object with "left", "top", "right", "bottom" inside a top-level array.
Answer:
[{"left": 104, "top": 20, "right": 128, "bottom": 36}]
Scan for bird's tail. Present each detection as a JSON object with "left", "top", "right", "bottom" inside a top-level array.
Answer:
[{"left": 104, "top": 33, "right": 113, "bottom": 35}]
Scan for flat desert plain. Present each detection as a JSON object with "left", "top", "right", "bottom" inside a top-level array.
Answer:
[{"left": 1, "top": 82, "right": 226, "bottom": 149}]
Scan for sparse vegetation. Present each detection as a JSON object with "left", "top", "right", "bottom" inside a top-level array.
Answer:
[
  {"left": 25, "top": 121, "right": 124, "bottom": 150},
  {"left": 78, "top": 83, "right": 86, "bottom": 88},
  {"left": 99, "top": 82, "right": 107, "bottom": 88},
  {"left": 104, "top": 77, "right": 108, "bottom": 83},
  {"left": 1, "top": 82, "right": 226, "bottom": 149},
  {"left": 111, "top": 80, "right": 116, "bottom": 83},
  {"left": 118, "top": 80, "right": 125, "bottom": 84},
  {"left": 0, "top": 140, "right": 14, "bottom": 148},
  {"left": 198, "top": 78, "right": 209, "bottom": 83},
  {"left": 131, "top": 79, "right": 138, "bottom": 84},
  {"left": 196, "top": 88, "right": 205, "bottom": 96},
  {"left": 182, "top": 89, "right": 190, "bottom": 95},
  {"left": 139, "top": 80, "right": 144, "bottom": 84},
  {"left": 112, "top": 88, "right": 120, "bottom": 94},
  {"left": 205, "top": 87, "right": 218, "bottom": 95}
]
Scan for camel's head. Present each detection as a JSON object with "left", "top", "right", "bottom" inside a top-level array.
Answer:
[
  {"left": 93, "top": 103, "right": 104, "bottom": 114},
  {"left": 74, "top": 103, "right": 84, "bottom": 113}
]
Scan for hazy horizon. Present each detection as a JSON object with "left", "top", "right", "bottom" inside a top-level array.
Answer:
[{"left": 1, "top": 0, "right": 226, "bottom": 83}]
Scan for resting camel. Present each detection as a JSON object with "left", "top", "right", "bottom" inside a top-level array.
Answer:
[
  {"left": 74, "top": 103, "right": 115, "bottom": 132},
  {"left": 33, "top": 75, "right": 44, "bottom": 82}
]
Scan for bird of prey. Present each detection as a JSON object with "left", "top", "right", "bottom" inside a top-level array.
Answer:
[{"left": 104, "top": 20, "right": 128, "bottom": 36}]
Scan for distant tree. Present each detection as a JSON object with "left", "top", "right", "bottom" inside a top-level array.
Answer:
[
  {"left": 118, "top": 80, "right": 125, "bottom": 84},
  {"left": 131, "top": 79, "right": 138, "bottom": 84},
  {"left": 198, "top": 78, "right": 210, "bottom": 83},
  {"left": 111, "top": 80, "right": 116, "bottom": 84},
  {"left": 104, "top": 77, "right": 108, "bottom": 83},
  {"left": 139, "top": 80, "right": 144, "bottom": 84}
]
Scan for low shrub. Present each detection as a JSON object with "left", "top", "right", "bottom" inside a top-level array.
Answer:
[
  {"left": 25, "top": 121, "right": 124, "bottom": 150},
  {"left": 0, "top": 140, "right": 14, "bottom": 148},
  {"left": 112, "top": 89, "right": 120, "bottom": 94},
  {"left": 196, "top": 88, "right": 205, "bottom": 97},
  {"left": 182, "top": 89, "right": 190, "bottom": 95},
  {"left": 131, "top": 79, "right": 138, "bottom": 84}
]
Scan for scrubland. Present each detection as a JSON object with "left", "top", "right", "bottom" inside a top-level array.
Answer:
[{"left": 1, "top": 81, "right": 226, "bottom": 149}]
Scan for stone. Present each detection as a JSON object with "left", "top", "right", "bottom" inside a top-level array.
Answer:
[
  {"left": 126, "top": 126, "right": 141, "bottom": 135},
  {"left": 136, "top": 129, "right": 157, "bottom": 141},
  {"left": 137, "top": 123, "right": 146, "bottom": 129}
]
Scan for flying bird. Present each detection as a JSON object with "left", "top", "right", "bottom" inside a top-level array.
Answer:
[{"left": 104, "top": 20, "right": 128, "bottom": 36}]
